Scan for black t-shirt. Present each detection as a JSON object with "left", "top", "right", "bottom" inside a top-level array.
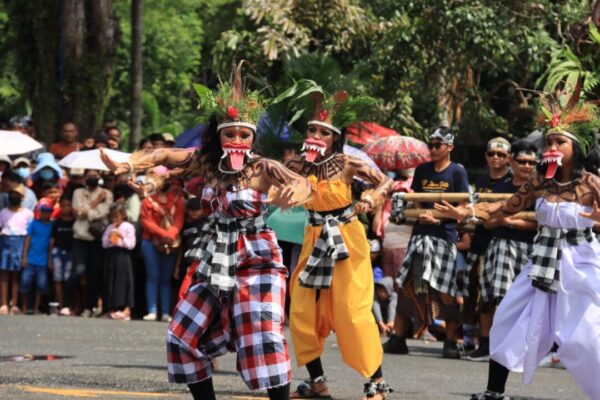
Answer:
[
  {"left": 491, "top": 179, "right": 536, "bottom": 243},
  {"left": 470, "top": 171, "right": 512, "bottom": 254},
  {"left": 51, "top": 218, "right": 75, "bottom": 251},
  {"left": 411, "top": 161, "right": 469, "bottom": 244}
]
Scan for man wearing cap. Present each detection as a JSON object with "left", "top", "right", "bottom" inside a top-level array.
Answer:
[
  {"left": 49, "top": 122, "right": 81, "bottom": 160},
  {"left": 462, "top": 138, "right": 512, "bottom": 354},
  {"left": 148, "top": 133, "right": 166, "bottom": 149},
  {"left": 162, "top": 133, "right": 176, "bottom": 148},
  {"left": 384, "top": 126, "right": 469, "bottom": 359}
]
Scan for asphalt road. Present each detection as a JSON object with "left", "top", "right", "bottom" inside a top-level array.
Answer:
[{"left": 0, "top": 315, "right": 585, "bottom": 399}]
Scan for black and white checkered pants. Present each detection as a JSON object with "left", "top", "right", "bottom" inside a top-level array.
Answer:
[{"left": 481, "top": 237, "right": 532, "bottom": 304}]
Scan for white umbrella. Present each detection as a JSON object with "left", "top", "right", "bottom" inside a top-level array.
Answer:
[
  {"left": 0, "top": 130, "right": 43, "bottom": 155},
  {"left": 59, "top": 148, "right": 131, "bottom": 171}
]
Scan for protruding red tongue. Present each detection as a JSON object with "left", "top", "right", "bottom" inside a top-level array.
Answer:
[
  {"left": 545, "top": 161, "right": 558, "bottom": 179},
  {"left": 229, "top": 151, "right": 247, "bottom": 170},
  {"left": 305, "top": 149, "right": 319, "bottom": 163}
]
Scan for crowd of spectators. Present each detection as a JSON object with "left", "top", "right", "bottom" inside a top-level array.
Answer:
[{"left": 0, "top": 117, "right": 192, "bottom": 321}]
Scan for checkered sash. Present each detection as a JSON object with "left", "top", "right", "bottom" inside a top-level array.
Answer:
[
  {"left": 188, "top": 215, "right": 267, "bottom": 297},
  {"left": 529, "top": 226, "right": 594, "bottom": 293},
  {"left": 299, "top": 206, "right": 354, "bottom": 289},
  {"left": 481, "top": 237, "right": 532, "bottom": 302},
  {"left": 397, "top": 234, "right": 458, "bottom": 296}
]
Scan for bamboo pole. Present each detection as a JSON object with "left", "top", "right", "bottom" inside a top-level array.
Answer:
[
  {"left": 395, "top": 192, "right": 513, "bottom": 203},
  {"left": 403, "top": 209, "right": 537, "bottom": 222}
]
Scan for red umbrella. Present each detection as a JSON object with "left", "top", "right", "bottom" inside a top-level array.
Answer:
[
  {"left": 362, "top": 136, "right": 431, "bottom": 171},
  {"left": 345, "top": 122, "right": 398, "bottom": 146}
]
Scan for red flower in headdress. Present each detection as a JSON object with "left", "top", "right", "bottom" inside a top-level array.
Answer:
[
  {"left": 227, "top": 106, "right": 239, "bottom": 120},
  {"left": 549, "top": 113, "right": 560, "bottom": 128},
  {"left": 318, "top": 110, "right": 328, "bottom": 121}
]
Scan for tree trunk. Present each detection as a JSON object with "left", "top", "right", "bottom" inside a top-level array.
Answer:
[
  {"left": 130, "top": 0, "right": 144, "bottom": 151},
  {"left": 6, "top": 0, "right": 119, "bottom": 145}
]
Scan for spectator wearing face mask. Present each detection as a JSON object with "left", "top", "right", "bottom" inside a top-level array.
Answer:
[
  {"left": 0, "top": 171, "right": 37, "bottom": 211},
  {"left": 12, "top": 157, "right": 33, "bottom": 188},
  {"left": 63, "top": 169, "right": 113, "bottom": 318},
  {"left": 30, "top": 153, "right": 63, "bottom": 199}
]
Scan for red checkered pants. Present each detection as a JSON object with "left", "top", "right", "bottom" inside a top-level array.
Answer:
[{"left": 166, "top": 266, "right": 291, "bottom": 390}]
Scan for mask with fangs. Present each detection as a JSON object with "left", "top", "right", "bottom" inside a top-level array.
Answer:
[
  {"left": 301, "top": 138, "right": 327, "bottom": 163},
  {"left": 540, "top": 150, "right": 563, "bottom": 180},
  {"left": 221, "top": 143, "right": 253, "bottom": 171}
]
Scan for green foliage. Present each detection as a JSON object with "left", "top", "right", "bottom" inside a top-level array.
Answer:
[{"left": 106, "top": 0, "right": 204, "bottom": 137}]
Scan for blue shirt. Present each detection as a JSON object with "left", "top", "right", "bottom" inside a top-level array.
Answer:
[
  {"left": 410, "top": 161, "right": 469, "bottom": 243},
  {"left": 26, "top": 219, "right": 54, "bottom": 266}
]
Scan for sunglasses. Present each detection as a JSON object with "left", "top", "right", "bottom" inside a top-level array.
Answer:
[
  {"left": 427, "top": 142, "right": 446, "bottom": 150},
  {"left": 514, "top": 159, "right": 537, "bottom": 166},
  {"left": 486, "top": 151, "right": 508, "bottom": 159}
]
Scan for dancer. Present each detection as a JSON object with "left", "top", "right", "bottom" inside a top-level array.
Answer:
[
  {"left": 435, "top": 95, "right": 600, "bottom": 399},
  {"left": 285, "top": 89, "right": 394, "bottom": 399},
  {"left": 101, "top": 62, "right": 311, "bottom": 400},
  {"left": 467, "top": 140, "right": 538, "bottom": 362}
]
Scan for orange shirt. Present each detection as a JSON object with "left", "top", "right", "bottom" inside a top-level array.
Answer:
[
  {"left": 140, "top": 193, "right": 185, "bottom": 242},
  {"left": 49, "top": 141, "right": 81, "bottom": 159}
]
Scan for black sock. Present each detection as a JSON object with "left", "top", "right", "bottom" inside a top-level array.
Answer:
[
  {"left": 487, "top": 359, "right": 509, "bottom": 394},
  {"left": 550, "top": 342, "right": 559, "bottom": 352},
  {"left": 188, "top": 378, "right": 216, "bottom": 400},
  {"left": 306, "top": 357, "right": 325, "bottom": 380},
  {"left": 480, "top": 336, "right": 490, "bottom": 348},
  {"left": 370, "top": 366, "right": 383, "bottom": 380},
  {"left": 268, "top": 383, "right": 290, "bottom": 400}
]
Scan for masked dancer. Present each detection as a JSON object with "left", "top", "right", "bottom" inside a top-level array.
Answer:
[
  {"left": 285, "top": 89, "right": 394, "bottom": 400},
  {"left": 101, "top": 62, "right": 311, "bottom": 400},
  {"left": 435, "top": 94, "right": 600, "bottom": 399}
]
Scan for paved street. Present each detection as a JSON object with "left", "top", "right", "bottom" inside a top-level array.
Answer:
[{"left": 0, "top": 315, "right": 584, "bottom": 399}]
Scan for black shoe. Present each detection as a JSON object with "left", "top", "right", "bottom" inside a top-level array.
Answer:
[
  {"left": 470, "top": 391, "right": 507, "bottom": 399},
  {"left": 442, "top": 340, "right": 461, "bottom": 359},
  {"left": 383, "top": 334, "right": 409, "bottom": 354},
  {"left": 460, "top": 342, "right": 476, "bottom": 355},
  {"left": 467, "top": 343, "right": 490, "bottom": 362}
]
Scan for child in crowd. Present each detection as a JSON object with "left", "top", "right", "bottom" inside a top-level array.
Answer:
[
  {"left": 372, "top": 266, "right": 397, "bottom": 336},
  {"left": 51, "top": 195, "right": 75, "bottom": 314},
  {"left": 175, "top": 197, "right": 205, "bottom": 301},
  {"left": 0, "top": 185, "right": 34, "bottom": 315},
  {"left": 20, "top": 198, "right": 54, "bottom": 314},
  {"left": 102, "top": 203, "right": 136, "bottom": 320},
  {"left": 38, "top": 182, "right": 62, "bottom": 220}
]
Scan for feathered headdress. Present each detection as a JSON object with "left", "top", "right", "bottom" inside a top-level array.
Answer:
[
  {"left": 307, "top": 90, "right": 378, "bottom": 134},
  {"left": 193, "top": 61, "right": 266, "bottom": 132},
  {"left": 538, "top": 81, "right": 600, "bottom": 156}
]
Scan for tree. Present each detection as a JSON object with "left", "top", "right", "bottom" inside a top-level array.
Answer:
[
  {"left": 4, "top": 0, "right": 119, "bottom": 142},
  {"left": 130, "top": 0, "right": 143, "bottom": 150}
]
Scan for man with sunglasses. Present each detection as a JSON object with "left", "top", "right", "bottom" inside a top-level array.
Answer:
[
  {"left": 467, "top": 140, "right": 538, "bottom": 362},
  {"left": 384, "top": 126, "right": 469, "bottom": 359},
  {"left": 462, "top": 138, "right": 513, "bottom": 354}
]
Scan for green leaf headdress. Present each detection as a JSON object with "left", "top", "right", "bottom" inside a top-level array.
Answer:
[
  {"left": 538, "top": 80, "right": 600, "bottom": 156},
  {"left": 307, "top": 89, "right": 378, "bottom": 134},
  {"left": 193, "top": 61, "right": 267, "bottom": 132}
]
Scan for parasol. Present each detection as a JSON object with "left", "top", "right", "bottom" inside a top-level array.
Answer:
[
  {"left": 363, "top": 136, "right": 430, "bottom": 171},
  {"left": 59, "top": 149, "right": 131, "bottom": 172},
  {"left": 0, "top": 130, "right": 43, "bottom": 155}
]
